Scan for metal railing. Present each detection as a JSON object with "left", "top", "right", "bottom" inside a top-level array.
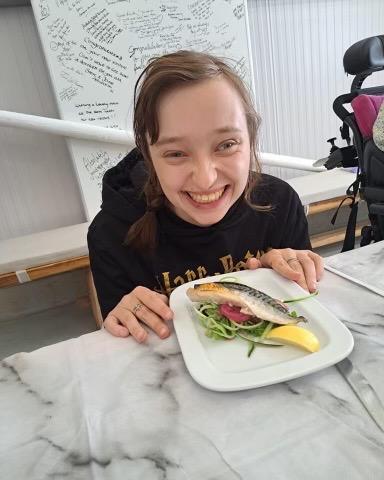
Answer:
[{"left": 0, "top": 110, "right": 325, "bottom": 172}]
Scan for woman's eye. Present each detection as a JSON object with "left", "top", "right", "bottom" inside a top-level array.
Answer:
[
  {"left": 217, "top": 141, "right": 237, "bottom": 151},
  {"left": 165, "top": 151, "right": 185, "bottom": 158}
]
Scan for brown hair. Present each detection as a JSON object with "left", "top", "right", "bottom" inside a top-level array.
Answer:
[{"left": 127, "top": 50, "right": 264, "bottom": 251}]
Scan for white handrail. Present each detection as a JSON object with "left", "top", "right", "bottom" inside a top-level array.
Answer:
[
  {"left": 260, "top": 152, "right": 325, "bottom": 172},
  {"left": 0, "top": 110, "right": 324, "bottom": 171},
  {"left": 0, "top": 110, "right": 134, "bottom": 145}
]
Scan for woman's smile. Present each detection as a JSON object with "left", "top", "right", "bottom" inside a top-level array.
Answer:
[{"left": 185, "top": 186, "right": 227, "bottom": 205}]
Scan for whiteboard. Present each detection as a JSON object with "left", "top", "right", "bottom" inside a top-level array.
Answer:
[{"left": 30, "top": 0, "right": 254, "bottom": 220}]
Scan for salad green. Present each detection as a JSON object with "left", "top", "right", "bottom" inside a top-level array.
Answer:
[{"left": 193, "top": 302, "right": 286, "bottom": 357}]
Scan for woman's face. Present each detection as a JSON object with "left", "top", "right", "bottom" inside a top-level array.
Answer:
[{"left": 148, "top": 77, "right": 251, "bottom": 226}]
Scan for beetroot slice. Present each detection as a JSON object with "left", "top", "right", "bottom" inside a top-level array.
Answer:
[{"left": 219, "top": 303, "right": 252, "bottom": 323}]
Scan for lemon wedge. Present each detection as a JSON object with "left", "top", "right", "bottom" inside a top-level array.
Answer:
[{"left": 265, "top": 325, "right": 320, "bottom": 353}]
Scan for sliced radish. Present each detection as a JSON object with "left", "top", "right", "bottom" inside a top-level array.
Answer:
[{"left": 219, "top": 303, "right": 252, "bottom": 323}]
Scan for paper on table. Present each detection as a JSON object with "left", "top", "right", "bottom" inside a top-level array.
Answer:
[{"left": 324, "top": 241, "right": 384, "bottom": 297}]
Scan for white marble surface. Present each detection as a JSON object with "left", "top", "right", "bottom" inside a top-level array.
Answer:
[
  {"left": 325, "top": 240, "right": 384, "bottom": 296},
  {"left": 1, "top": 249, "right": 384, "bottom": 479}
]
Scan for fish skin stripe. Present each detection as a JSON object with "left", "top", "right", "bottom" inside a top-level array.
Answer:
[{"left": 194, "top": 281, "right": 288, "bottom": 314}]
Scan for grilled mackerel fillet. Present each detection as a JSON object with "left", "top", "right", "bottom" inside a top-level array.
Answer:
[{"left": 186, "top": 281, "right": 306, "bottom": 325}]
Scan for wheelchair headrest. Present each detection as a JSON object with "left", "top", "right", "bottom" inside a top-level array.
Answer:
[
  {"left": 352, "top": 94, "right": 384, "bottom": 138},
  {"left": 344, "top": 35, "right": 384, "bottom": 75}
]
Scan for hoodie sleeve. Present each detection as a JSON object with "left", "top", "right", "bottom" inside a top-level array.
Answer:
[{"left": 87, "top": 232, "right": 135, "bottom": 320}]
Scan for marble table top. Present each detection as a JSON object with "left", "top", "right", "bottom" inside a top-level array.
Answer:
[
  {"left": 1, "top": 245, "right": 384, "bottom": 479},
  {"left": 325, "top": 239, "right": 384, "bottom": 296}
]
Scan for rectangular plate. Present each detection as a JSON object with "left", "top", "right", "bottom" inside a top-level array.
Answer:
[{"left": 170, "top": 269, "right": 354, "bottom": 391}]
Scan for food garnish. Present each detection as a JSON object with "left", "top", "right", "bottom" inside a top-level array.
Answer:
[{"left": 186, "top": 280, "right": 320, "bottom": 357}]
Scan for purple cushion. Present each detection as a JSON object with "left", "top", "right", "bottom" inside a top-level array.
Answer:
[{"left": 351, "top": 94, "right": 384, "bottom": 138}]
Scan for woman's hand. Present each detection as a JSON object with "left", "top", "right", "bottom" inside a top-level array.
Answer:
[
  {"left": 246, "top": 248, "right": 324, "bottom": 292},
  {"left": 104, "top": 286, "right": 173, "bottom": 342}
]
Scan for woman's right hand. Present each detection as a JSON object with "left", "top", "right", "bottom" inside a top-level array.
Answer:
[{"left": 103, "top": 286, "right": 173, "bottom": 342}]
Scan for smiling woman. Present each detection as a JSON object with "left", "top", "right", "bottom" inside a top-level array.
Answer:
[
  {"left": 130, "top": 50, "right": 263, "bottom": 249},
  {"left": 148, "top": 78, "right": 251, "bottom": 227},
  {"left": 87, "top": 50, "right": 323, "bottom": 343}
]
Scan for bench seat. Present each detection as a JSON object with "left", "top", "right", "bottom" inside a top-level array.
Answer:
[
  {"left": 287, "top": 169, "right": 357, "bottom": 206},
  {"left": 0, "top": 222, "right": 90, "bottom": 287}
]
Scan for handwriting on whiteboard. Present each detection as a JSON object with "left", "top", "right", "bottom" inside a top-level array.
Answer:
[
  {"left": 75, "top": 101, "right": 119, "bottom": 128},
  {"left": 76, "top": 39, "right": 128, "bottom": 92},
  {"left": 82, "top": 150, "right": 124, "bottom": 188},
  {"left": 82, "top": 8, "right": 123, "bottom": 44}
]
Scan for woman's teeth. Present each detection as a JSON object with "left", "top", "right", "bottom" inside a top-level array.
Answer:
[{"left": 188, "top": 188, "right": 225, "bottom": 203}]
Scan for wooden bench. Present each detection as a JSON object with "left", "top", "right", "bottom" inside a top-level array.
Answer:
[
  {"left": 0, "top": 222, "right": 103, "bottom": 328},
  {"left": 0, "top": 223, "right": 90, "bottom": 288},
  {"left": 287, "top": 168, "right": 357, "bottom": 208}
]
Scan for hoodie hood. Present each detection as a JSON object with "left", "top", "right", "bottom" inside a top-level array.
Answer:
[{"left": 101, "top": 148, "right": 148, "bottom": 223}]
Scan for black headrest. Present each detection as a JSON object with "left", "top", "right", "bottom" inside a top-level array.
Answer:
[{"left": 344, "top": 35, "right": 384, "bottom": 75}]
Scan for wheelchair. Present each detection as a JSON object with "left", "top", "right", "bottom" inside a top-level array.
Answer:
[{"left": 323, "top": 35, "right": 384, "bottom": 250}]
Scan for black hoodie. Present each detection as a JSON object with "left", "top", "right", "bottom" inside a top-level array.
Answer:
[{"left": 87, "top": 148, "right": 311, "bottom": 319}]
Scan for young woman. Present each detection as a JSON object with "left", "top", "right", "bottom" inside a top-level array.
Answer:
[{"left": 88, "top": 50, "right": 323, "bottom": 342}]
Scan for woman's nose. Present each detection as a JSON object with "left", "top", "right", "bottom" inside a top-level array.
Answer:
[{"left": 192, "top": 155, "right": 218, "bottom": 190}]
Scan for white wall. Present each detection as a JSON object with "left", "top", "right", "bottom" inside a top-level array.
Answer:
[
  {"left": 0, "top": 6, "right": 85, "bottom": 241},
  {"left": 1, "top": 1, "right": 383, "bottom": 240},
  {"left": 248, "top": 0, "right": 384, "bottom": 159}
]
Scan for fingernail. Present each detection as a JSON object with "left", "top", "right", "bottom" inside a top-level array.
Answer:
[
  {"left": 160, "top": 327, "right": 169, "bottom": 338},
  {"left": 311, "top": 281, "right": 317, "bottom": 291},
  {"left": 137, "top": 332, "right": 146, "bottom": 342}
]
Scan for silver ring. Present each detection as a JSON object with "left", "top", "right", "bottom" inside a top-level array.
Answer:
[
  {"left": 286, "top": 257, "right": 300, "bottom": 265},
  {"left": 132, "top": 302, "right": 144, "bottom": 315}
]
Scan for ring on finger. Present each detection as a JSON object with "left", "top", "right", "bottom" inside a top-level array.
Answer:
[
  {"left": 132, "top": 302, "right": 144, "bottom": 315},
  {"left": 286, "top": 257, "right": 300, "bottom": 265}
]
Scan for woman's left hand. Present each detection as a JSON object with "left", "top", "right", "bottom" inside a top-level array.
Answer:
[{"left": 246, "top": 249, "right": 324, "bottom": 293}]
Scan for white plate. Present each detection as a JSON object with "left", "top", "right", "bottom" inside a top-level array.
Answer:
[{"left": 170, "top": 269, "right": 354, "bottom": 391}]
